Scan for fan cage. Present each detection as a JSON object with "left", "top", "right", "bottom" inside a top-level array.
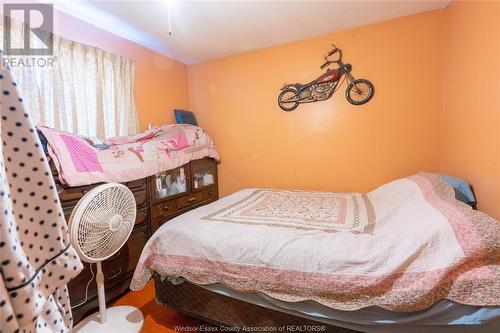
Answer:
[{"left": 68, "top": 183, "right": 136, "bottom": 263}]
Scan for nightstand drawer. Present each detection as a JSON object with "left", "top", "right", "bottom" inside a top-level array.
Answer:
[
  {"left": 126, "top": 178, "right": 146, "bottom": 190},
  {"left": 153, "top": 200, "right": 177, "bottom": 218},
  {"left": 135, "top": 208, "right": 148, "bottom": 225},
  {"left": 58, "top": 182, "right": 147, "bottom": 207},
  {"left": 133, "top": 189, "right": 147, "bottom": 207},
  {"left": 202, "top": 187, "right": 217, "bottom": 201},
  {"left": 177, "top": 192, "right": 203, "bottom": 209}
]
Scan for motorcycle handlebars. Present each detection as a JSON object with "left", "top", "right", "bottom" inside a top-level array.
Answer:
[
  {"left": 320, "top": 44, "right": 343, "bottom": 69},
  {"left": 328, "top": 49, "right": 338, "bottom": 56},
  {"left": 328, "top": 45, "right": 342, "bottom": 58}
]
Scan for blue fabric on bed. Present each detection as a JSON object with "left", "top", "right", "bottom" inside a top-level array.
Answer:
[{"left": 443, "top": 175, "right": 476, "bottom": 206}]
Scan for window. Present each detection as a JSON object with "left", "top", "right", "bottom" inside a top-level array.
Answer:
[{"left": 1, "top": 18, "right": 139, "bottom": 137}]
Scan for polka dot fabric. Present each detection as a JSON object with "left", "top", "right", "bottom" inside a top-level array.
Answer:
[{"left": 0, "top": 57, "right": 83, "bottom": 332}]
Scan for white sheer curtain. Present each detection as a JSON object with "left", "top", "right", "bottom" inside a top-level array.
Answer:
[{"left": 1, "top": 18, "right": 139, "bottom": 137}]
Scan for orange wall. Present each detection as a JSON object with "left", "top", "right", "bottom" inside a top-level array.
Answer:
[
  {"left": 188, "top": 10, "right": 445, "bottom": 197},
  {"left": 441, "top": 1, "right": 500, "bottom": 219},
  {"left": 54, "top": 10, "right": 189, "bottom": 131},
  {"left": 55, "top": 3, "right": 500, "bottom": 219}
]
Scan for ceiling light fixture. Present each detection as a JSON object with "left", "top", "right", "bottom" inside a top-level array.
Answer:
[{"left": 164, "top": 0, "right": 173, "bottom": 36}]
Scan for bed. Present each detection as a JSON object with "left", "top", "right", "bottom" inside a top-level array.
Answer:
[
  {"left": 37, "top": 124, "right": 219, "bottom": 186},
  {"left": 131, "top": 173, "right": 500, "bottom": 332}
]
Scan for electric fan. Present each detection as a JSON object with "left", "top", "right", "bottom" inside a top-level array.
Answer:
[{"left": 68, "top": 183, "right": 143, "bottom": 333}]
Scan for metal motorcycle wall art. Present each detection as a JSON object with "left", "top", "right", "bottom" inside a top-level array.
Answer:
[{"left": 278, "top": 44, "right": 374, "bottom": 111}]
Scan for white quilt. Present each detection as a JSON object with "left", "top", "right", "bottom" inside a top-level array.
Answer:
[{"left": 131, "top": 174, "right": 499, "bottom": 312}]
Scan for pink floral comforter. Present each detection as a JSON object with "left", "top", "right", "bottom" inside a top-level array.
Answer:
[
  {"left": 38, "top": 125, "right": 220, "bottom": 186},
  {"left": 131, "top": 174, "right": 500, "bottom": 312}
]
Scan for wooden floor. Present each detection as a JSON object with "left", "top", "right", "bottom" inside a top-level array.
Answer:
[{"left": 112, "top": 281, "right": 203, "bottom": 333}]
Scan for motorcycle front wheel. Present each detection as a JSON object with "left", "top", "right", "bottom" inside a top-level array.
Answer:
[
  {"left": 345, "top": 79, "right": 374, "bottom": 105},
  {"left": 278, "top": 88, "right": 299, "bottom": 111}
]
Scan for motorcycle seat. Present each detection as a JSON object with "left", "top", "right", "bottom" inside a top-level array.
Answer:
[{"left": 290, "top": 82, "right": 313, "bottom": 91}]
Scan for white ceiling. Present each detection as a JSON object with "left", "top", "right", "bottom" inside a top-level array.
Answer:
[{"left": 51, "top": 0, "right": 450, "bottom": 65}]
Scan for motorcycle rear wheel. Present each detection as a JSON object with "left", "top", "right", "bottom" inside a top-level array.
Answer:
[
  {"left": 345, "top": 79, "right": 374, "bottom": 105},
  {"left": 278, "top": 88, "right": 299, "bottom": 111}
]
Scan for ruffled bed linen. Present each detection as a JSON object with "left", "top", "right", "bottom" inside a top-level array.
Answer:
[
  {"left": 1, "top": 58, "right": 83, "bottom": 333},
  {"left": 37, "top": 124, "right": 220, "bottom": 187},
  {"left": 131, "top": 173, "right": 500, "bottom": 312}
]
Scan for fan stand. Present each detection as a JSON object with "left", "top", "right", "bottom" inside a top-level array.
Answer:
[{"left": 72, "top": 262, "right": 144, "bottom": 333}]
